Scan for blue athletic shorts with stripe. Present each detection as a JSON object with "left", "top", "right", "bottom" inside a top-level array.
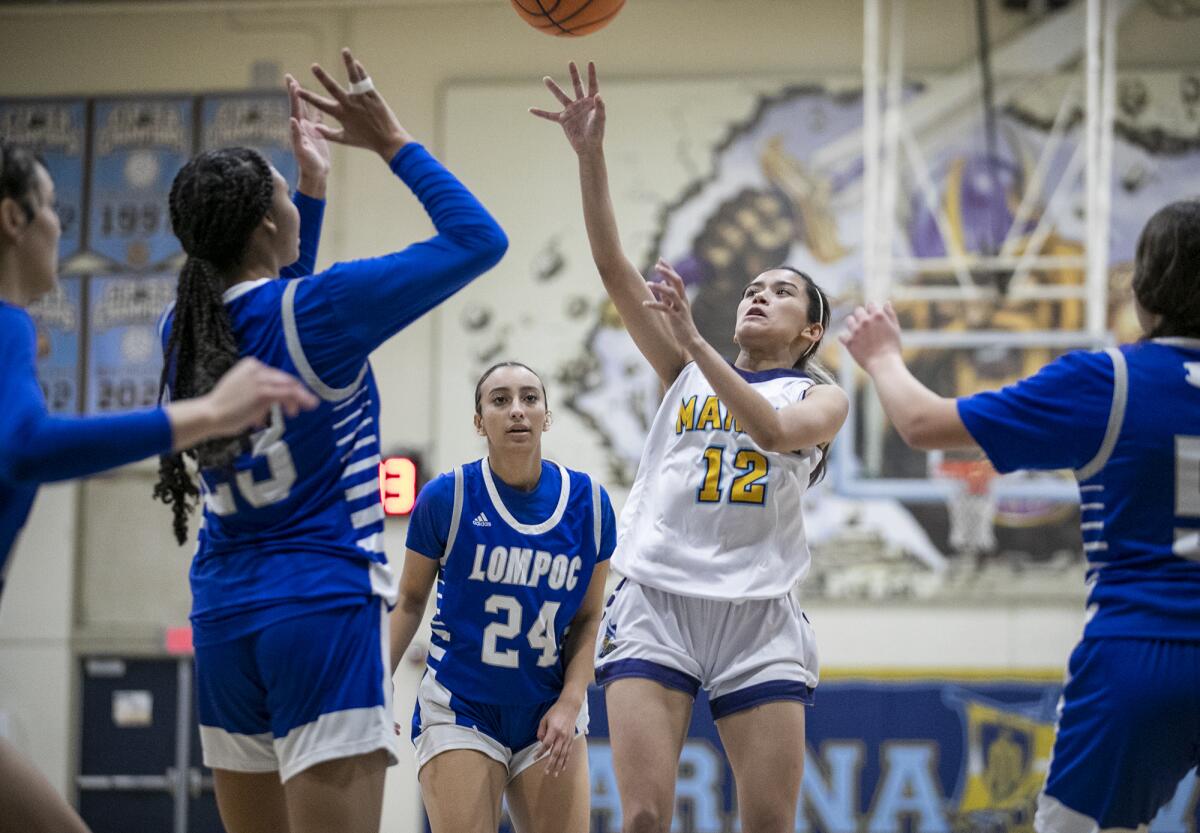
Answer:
[
  {"left": 593, "top": 578, "right": 817, "bottom": 720},
  {"left": 195, "top": 597, "right": 400, "bottom": 782},
  {"left": 411, "top": 669, "right": 589, "bottom": 782},
  {"left": 1035, "top": 637, "right": 1200, "bottom": 832}
]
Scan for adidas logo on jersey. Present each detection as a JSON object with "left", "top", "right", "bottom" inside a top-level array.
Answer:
[{"left": 472, "top": 512, "right": 491, "bottom": 527}]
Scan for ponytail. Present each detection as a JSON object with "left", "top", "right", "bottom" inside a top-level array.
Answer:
[{"left": 153, "top": 147, "right": 274, "bottom": 544}]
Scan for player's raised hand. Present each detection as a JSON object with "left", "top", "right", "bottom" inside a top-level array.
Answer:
[
  {"left": 535, "top": 697, "right": 579, "bottom": 777},
  {"left": 205, "top": 358, "right": 317, "bottom": 433},
  {"left": 530, "top": 61, "right": 605, "bottom": 156},
  {"left": 287, "top": 73, "right": 331, "bottom": 193},
  {"left": 839, "top": 302, "right": 903, "bottom": 373},
  {"left": 293, "top": 48, "right": 411, "bottom": 161},
  {"left": 644, "top": 259, "right": 704, "bottom": 352}
]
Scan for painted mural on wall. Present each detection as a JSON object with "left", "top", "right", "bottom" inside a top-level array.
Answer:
[{"left": 528, "top": 72, "right": 1200, "bottom": 600}]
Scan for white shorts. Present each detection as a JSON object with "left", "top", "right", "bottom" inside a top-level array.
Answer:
[
  {"left": 412, "top": 670, "right": 590, "bottom": 782},
  {"left": 594, "top": 578, "right": 818, "bottom": 719}
]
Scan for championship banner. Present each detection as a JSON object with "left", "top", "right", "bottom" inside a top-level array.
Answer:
[
  {"left": 84, "top": 274, "right": 174, "bottom": 415},
  {"left": 88, "top": 99, "right": 192, "bottom": 272},
  {"left": 26, "top": 276, "right": 84, "bottom": 415},
  {"left": 426, "top": 676, "right": 1199, "bottom": 833},
  {"left": 200, "top": 93, "right": 297, "bottom": 189},
  {"left": 0, "top": 99, "right": 87, "bottom": 264}
]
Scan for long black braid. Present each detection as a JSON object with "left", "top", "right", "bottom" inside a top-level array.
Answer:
[
  {"left": 153, "top": 147, "right": 274, "bottom": 544},
  {"left": 775, "top": 265, "right": 836, "bottom": 486}
]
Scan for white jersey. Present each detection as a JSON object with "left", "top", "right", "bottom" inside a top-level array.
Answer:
[{"left": 614, "top": 362, "right": 820, "bottom": 600}]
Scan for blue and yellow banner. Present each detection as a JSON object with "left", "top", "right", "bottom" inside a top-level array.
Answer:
[{"left": 27, "top": 275, "right": 84, "bottom": 415}]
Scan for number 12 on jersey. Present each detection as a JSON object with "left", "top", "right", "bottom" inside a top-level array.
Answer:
[{"left": 697, "top": 446, "right": 769, "bottom": 505}]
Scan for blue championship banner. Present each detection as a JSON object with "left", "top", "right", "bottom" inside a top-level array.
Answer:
[
  {"left": 200, "top": 93, "right": 297, "bottom": 189},
  {"left": 85, "top": 274, "right": 174, "bottom": 415},
  {"left": 424, "top": 676, "right": 1199, "bottom": 833},
  {"left": 0, "top": 99, "right": 87, "bottom": 264},
  {"left": 88, "top": 99, "right": 192, "bottom": 272},
  {"left": 26, "top": 276, "right": 84, "bottom": 415}
]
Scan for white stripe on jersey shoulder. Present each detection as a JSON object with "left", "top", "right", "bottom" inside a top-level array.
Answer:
[
  {"left": 281, "top": 278, "right": 369, "bottom": 402},
  {"left": 157, "top": 301, "right": 176, "bottom": 342},
  {"left": 590, "top": 476, "right": 602, "bottom": 558},
  {"left": 223, "top": 277, "right": 272, "bottom": 303},
  {"left": 442, "top": 466, "right": 464, "bottom": 565},
  {"left": 481, "top": 457, "right": 570, "bottom": 536},
  {"left": 1154, "top": 337, "right": 1200, "bottom": 350},
  {"left": 1076, "top": 347, "right": 1128, "bottom": 482}
]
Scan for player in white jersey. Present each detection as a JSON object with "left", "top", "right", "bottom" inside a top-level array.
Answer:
[{"left": 533, "top": 63, "right": 849, "bottom": 833}]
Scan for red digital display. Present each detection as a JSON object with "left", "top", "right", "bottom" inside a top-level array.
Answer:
[{"left": 379, "top": 455, "right": 419, "bottom": 516}]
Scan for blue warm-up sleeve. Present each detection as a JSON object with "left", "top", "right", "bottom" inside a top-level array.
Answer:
[
  {"left": 288, "top": 143, "right": 508, "bottom": 389},
  {"left": 279, "top": 191, "right": 325, "bottom": 279},
  {"left": 956, "top": 350, "right": 1113, "bottom": 474},
  {"left": 0, "top": 311, "right": 173, "bottom": 485},
  {"left": 405, "top": 472, "right": 455, "bottom": 560}
]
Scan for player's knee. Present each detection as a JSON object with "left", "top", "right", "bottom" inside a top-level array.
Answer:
[{"left": 624, "top": 803, "right": 670, "bottom": 833}]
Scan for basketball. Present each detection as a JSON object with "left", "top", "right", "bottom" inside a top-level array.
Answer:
[{"left": 510, "top": 0, "right": 625, "bottom": 37}]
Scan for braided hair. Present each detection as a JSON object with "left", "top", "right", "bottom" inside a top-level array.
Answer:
[
  {"left": 1131, "top": 199, "right": 1200, "bottom": 340},
  {"left": 153, "top": 147, "right": 275, "bottom": 544},
  {"left": 774, "top": 266, "right": 835, "bottom": 486}
]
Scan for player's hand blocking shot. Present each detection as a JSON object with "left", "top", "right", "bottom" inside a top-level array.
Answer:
[
  {"left": 534, "top": 62, "right": 849, "bottom": 833},
  {"left": 154, "top": 49, "right": 507, "bottom": 833},
  {"left": 841, "top": 201, "right": 1200, "bottom": 833}
]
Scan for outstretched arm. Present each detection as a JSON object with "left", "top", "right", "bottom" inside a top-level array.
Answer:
[
  {"left": 1, "top": 322, "right": 315, "bottom": 486},
  {"left": 280, "top": 73, "right": 331, "bottom": 279},
  {"left": 532, "top": 62, "right": 687, "bottom": 388},
  {"left": 646, "top": 263, "right": 848, "bottom": 451},
  {"left": 291, "top": 49, "right": 507, "bottom": 374},
  {"left": 839, "top": 302, "right": 976, "bottom": 450}
]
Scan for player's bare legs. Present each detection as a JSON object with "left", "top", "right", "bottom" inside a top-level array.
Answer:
[
  {"left": 605, "top": 678, "right": 693, "bottom": 833},
  {"left": 419, "top": 750, "right": 506, "bottom": 833},
  {"left": 716, "top": 701, "right": 806, "bottom": 833},
  {"left": 285, "top": 750, "right": 388, "bottom": 833},
  {"left": 0, "top": 738, "right": 91, "bottom": 833},
  {"left": 213, "top": 770, "right": 290, "bottom": 833},
  {"left": 214, "top": 750, "right": 387, "bottom": 833},
  {"left": 507, "top": 734, "right": 590, "bottom": 833}
]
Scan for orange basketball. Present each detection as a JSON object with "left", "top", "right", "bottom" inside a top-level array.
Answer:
[{"left": 510, "top": 0, "right": 626, "bottom": 37}]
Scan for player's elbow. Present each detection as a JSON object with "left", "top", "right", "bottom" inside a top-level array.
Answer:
[{"left": 473, "top": 221, "right": 509, "bottom": 269}]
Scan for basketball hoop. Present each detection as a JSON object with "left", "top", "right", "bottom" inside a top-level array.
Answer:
[{"left": 934, "top": 459, "right": 998, "bottom": 556}]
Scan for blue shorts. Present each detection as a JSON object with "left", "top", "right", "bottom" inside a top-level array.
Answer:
[
  {"left": 411, "top": 669, "right": 589, "bottom": 782},
  {"left": 1035, "top": 637, "right": 1200, "bottom": 832},
  {"left": 195, "top": 598, "right": 400, "bottom": 782}
]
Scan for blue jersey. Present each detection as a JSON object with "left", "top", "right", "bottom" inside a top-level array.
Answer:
[
  {"left": 160, "top": 144, "right": 507, "bottom": 646},
  {"left": 406, "top": 459, "right": 616, "bottom": 704},
  {"left": 0, "top": 303, "right": 172, "bottom": 599},
  {"left": 958, "top": 340, "right": 1200, "bottom": 641}
]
